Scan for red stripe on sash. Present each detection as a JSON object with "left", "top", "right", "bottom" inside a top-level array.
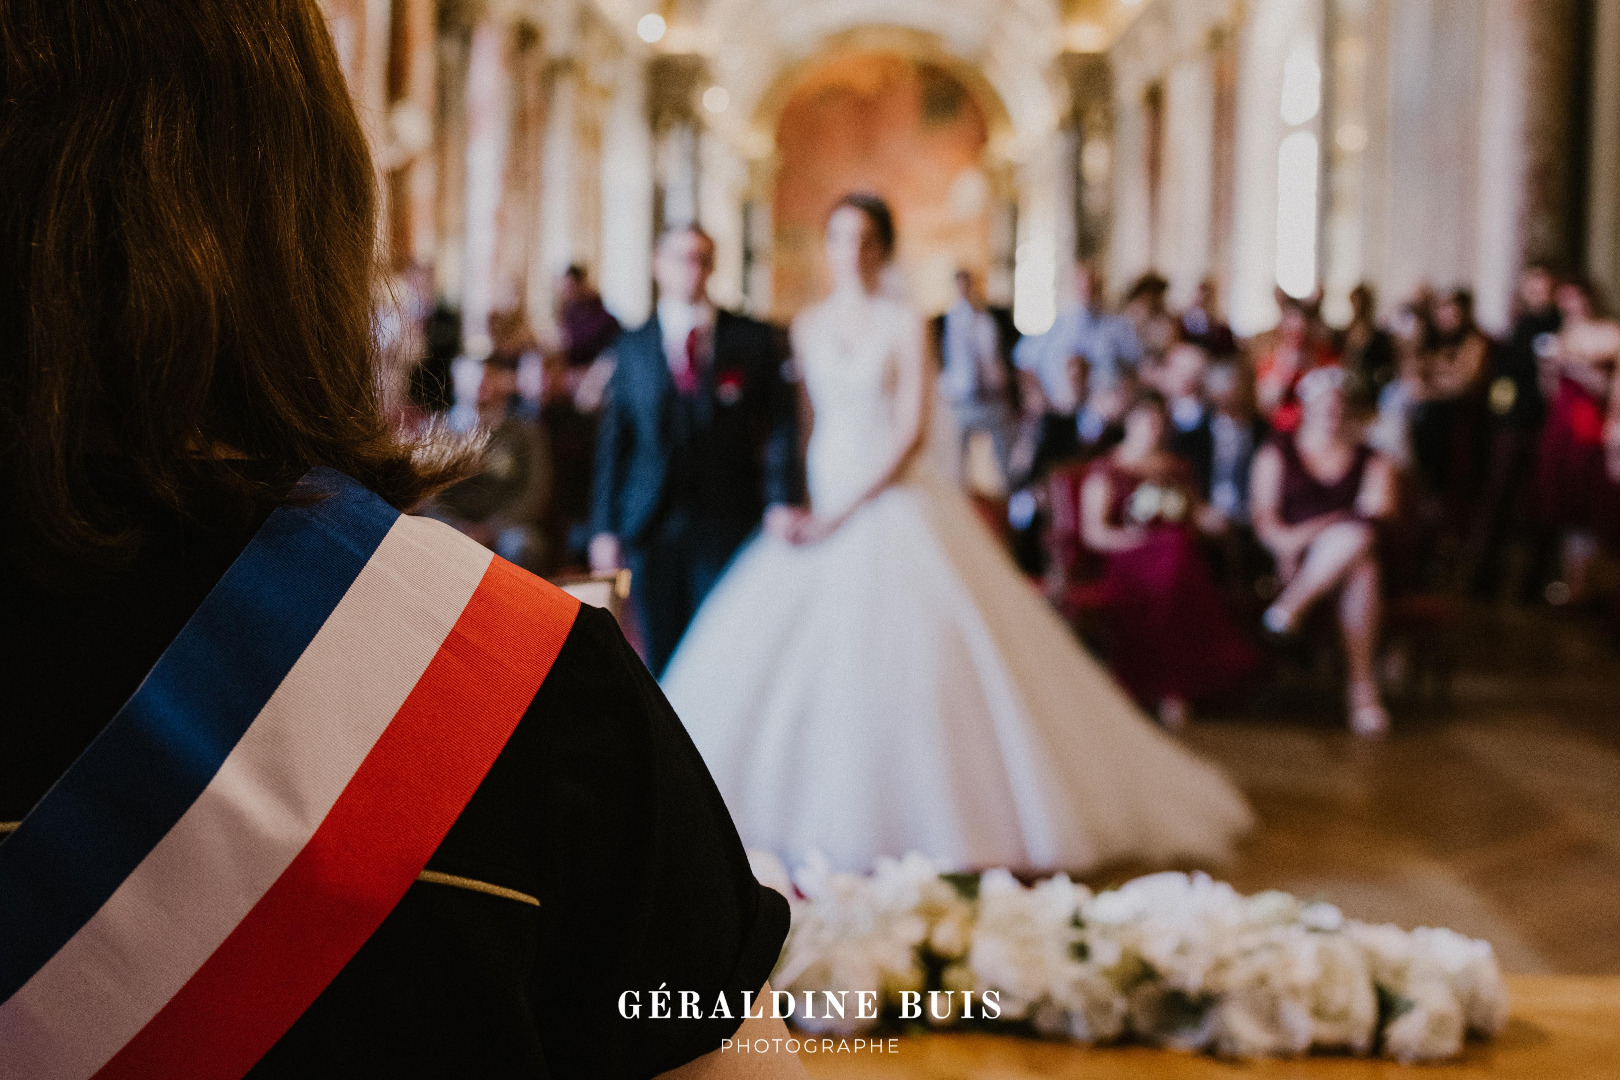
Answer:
[{"left": 95, "top": 560, "right": 579, "bottom": 1080}]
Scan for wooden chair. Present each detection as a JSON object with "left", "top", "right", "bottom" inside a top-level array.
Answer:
[{"left": 549, "top": 569, "right": 632, "bottom": 623}]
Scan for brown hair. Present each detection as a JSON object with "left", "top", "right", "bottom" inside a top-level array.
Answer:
[
  {"left": 0, "top": 0, "right": 469, "bottom": 571},
  {"left": 832, "top": 192, "right": 897, "bottom": 259}
]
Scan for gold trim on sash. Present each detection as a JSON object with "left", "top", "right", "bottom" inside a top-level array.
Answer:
[
  {"left": 0, "top": 821, "right": 19, "bottom": 837},
  {"left": 414, "top": 869, "right": 539, "bottom": 908}
]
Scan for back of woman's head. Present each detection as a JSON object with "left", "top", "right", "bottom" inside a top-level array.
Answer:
[{"left": 1, "top": 0, "right": 464, "bottom": 572}]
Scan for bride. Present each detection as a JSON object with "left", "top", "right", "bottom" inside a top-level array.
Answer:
[{"left": 662, "top": 193, "right": 1252, "bottom": 875}]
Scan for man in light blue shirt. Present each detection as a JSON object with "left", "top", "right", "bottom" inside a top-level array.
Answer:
[
  {"left": 1012, "top": 265, "right": 1142, "bottom": 468},
  {"left": 939, "top": 269, "right": 1013, "bottom": 483},
  {"left": 1013, "top": 264, "right": 1142, "bottom": 414}
]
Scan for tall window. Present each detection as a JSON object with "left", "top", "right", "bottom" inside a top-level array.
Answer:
[{"left": 1274, "top": 37, "right": 1321, "bottom": 299}]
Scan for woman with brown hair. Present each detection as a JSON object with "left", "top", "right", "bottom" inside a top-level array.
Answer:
[{"left": 0, "top": 3, "right": 799, "bottom": 1077}]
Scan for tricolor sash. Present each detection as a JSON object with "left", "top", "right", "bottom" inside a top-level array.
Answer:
[{"left": 0, "top": 469, "right": 579, "bottom": 1080}]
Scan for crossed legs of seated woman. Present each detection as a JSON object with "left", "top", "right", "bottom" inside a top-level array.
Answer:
[{"left": 1262, "top": 520, "right": 1386, "bottom": 734}]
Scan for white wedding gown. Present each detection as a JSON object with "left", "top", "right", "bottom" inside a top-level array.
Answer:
[{"left": 661, "top": 296, "right": 1252, "bottom": 874}]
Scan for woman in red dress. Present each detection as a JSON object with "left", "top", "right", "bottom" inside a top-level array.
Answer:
[
  {"left": 1079, "top": 391, "right": 1262, "bottom": 729},
  {"left": 1534, "top": 280, "right": 1620, "bottom": 605}
]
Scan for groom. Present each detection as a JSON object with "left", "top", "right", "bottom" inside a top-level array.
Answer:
[{"left": 589, "top": 225, "right": 800, "bottom": 675}]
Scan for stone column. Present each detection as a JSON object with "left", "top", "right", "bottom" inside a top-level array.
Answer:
[
  {"left": 1159, "top": 52, "right": 1217, "bottom": 308},
  {"left": 1108, "top": 78, "right": 1153, "bottom": 298},
  {"left": 460, "top": 17, "right": 513, "bottom": 358},
  {"left": 700, "top": 128, "right": 749, "bottom": 310},
  {"left": 391, "top": 0, "right": 440, "bottom": 268},
  {"left": 317, "top": 0, "right": 388, "bottom": 134},
  {"left": 1474, "top": 0, "right": 1584, "bottom": 332},
  {"left": 1013, "top": 128, "right": 1076, "bottom": 336},
  {"left": 434, "top": 15, "right": 474, "bottom": 308},
  {"left": 1588, "top": 0, "right": 1620, "bottom": 305},
  {"left": 1229, "top": 0, "right": 1317, "bottom": 336},
  {"left": 649, "top": 55, "right": 707, "bottom": 234},
  {"left": 1063, "top": 50, "right": 1113, "bottom": 279},
  {"left": 1318, "top": 0, "right": 1377, "bottom": 324},
  {"left": 660, "top": 123, "right": 701, "bottom": 229},
  {"left": 495, "top": 25, "right": 547, "bottom": 327},
  {"left": 599, "top": 56, "right": 655, "bottom": 327},
  {"left": 539, "top": 59, "right": 581, "bottom": 300},
  {"left": 743, "top": 161, "right": 777, "bottom": 316}
]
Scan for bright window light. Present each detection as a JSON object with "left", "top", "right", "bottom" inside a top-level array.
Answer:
[
  {"left": 1275, "top": 131, "right": 1319, "bottom": 299},
  {"left": 1013, "top": 238, "right": 1057, "bottom": 336},
  {"left": 636, "top": 13, "right": 666, "bottom": 44},
  {"left": 1279, "top": 40, "right": 1321, "bottom": 126}
]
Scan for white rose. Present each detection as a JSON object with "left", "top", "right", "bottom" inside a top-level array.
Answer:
[
  {"left": 1306, "top": 935, "right": 1377, "bottom": 1054},
  {"left": 1381, "top": 979, "right": 1465, "bottom": 1063},
  {"left": 1408, "top": 927, "right": 1509, "bottom": 1036}
]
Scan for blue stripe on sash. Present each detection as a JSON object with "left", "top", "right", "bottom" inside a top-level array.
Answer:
[{"left": 0, "top": 470, "right": 399, "bottom": 1002}]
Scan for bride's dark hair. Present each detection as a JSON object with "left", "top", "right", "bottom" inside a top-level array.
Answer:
[{"left": 832, "top": 193, "right": 897, "bottom": 260}]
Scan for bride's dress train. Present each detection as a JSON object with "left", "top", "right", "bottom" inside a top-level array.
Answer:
[{"left": 661, "top": 296, "right": 1251, "bottom": 874}]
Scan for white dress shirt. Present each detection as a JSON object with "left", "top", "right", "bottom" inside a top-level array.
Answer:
[
  {"left": 657, "top": 298, "right": 716, "bottom": 376},
  {"left": 940, "top": 299, "right": 1001, "bottom": 406}
]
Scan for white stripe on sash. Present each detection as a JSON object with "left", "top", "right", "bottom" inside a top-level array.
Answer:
[{"left": 0, "top": 516, "right": 492, "bottom": 1080}]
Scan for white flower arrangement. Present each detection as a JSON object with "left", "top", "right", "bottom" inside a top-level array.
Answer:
[
  {"left": 1126, "top": 482, "right": 1190, "bottom": 525},
  {"left": 756, "top": 852, "right": 1508, "bottom": 1063}
]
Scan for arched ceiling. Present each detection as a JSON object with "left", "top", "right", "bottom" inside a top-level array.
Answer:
[
  {"left": 699, "top": 0, "right": 1062, "bottom": 162},
  {"left": 586, "top": 0, "right": 1147, "bottom": 163}
]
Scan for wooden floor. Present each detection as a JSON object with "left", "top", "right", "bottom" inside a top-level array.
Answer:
[
  {"left": 1158, "top": 602, "right": 1620, "bottom": 977},
  {"left": 799, "top": 976, "right": 1620, "bottom": 1079},
  {"left": 797, "top": 604, "right": 1620, "bottom": 1077}
]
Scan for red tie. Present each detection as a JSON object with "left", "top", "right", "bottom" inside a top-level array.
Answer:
[{"left": 673, "top": 327, "right": 701, "bottom": 395}]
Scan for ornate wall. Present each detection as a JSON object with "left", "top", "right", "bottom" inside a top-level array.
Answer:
[{"left": 769, "top": 52, "right": 993, "bottom": 319}]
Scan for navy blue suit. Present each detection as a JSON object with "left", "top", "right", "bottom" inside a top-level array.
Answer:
[{"left": 590, "top": 310, "right": 797, "bottom": 674}]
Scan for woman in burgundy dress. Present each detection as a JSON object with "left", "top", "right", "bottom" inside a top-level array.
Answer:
[
  {"left": 1534, "top": 279, "right": 1620, "bottom": 606},
  {"left": 1251, "top": 368, "right": 1399, "bottom": 736},
  {"left": 1080, "top": 391, "right": 1262, "bottom": 729}
]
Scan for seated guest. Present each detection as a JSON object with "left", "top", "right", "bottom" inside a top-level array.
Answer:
[
  {"left": 1180, "top": 278, "right": 1238, "bottom": 358},
  {"left": 1465, "top": 265, "right": 1561, "bottom": 599},
  {"left": 1251, "top": 368, "right": 1399, "bottom": 737},
  {"left": 1409, "top": 289, "right": 1491, "bottom": 502},
  {"left": 937, "top": 268, "right": 1014, "bottom": 484},
  {"left": 557, "top": 264, "right": 622, "bottom": 371},
  {"left": 1123, "top": 273, "right": 1177, "bottom": 365},
  {"left": 1077, "top": 364, "right": 1136, "bottom": 458},
  {"left": 1255, "top": 297, "right": 1338, "bottom": 435},
  {"left": 1204, "top": 362, "right": 1272, "bottom": 594},
  {"left": 428, "top": 352, "right": 555, "bottom": 573},
  {"left": 1338, "top": 283, "right": 1398, "bottom": 392},
  {"left": 1535, "top": 278, "right": 1620, "bottom": 606},
  {"left": 1205, "top": 361, "right": 1268, "bottom": 528},
  {"left": 1015, "top": 265, "right": 1141, "bottom": 466},
  {"left": 1160, "top": 342, "right": 1216, "bottom": 494},
  {"left": 0, "top": 3, "right": 801, "bottom": 1077},
  {"left": 1078, "top": 391, "right": 1262, "bottom": 730}
]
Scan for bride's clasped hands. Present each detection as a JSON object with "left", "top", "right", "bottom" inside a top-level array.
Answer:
[{"left": 763, "top": 504, "right": 842, "bottom": 546}]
